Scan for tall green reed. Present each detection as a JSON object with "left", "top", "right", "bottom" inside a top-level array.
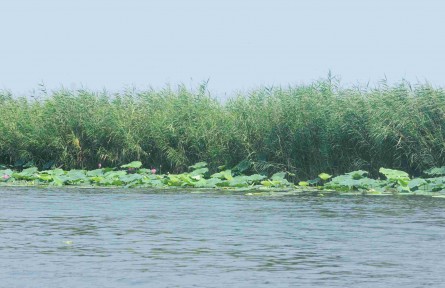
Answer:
[{"left": 1, "top": 79, "right": 444, "bottom": 179}]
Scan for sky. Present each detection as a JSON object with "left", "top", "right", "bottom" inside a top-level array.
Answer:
[{"left": 0, "top": 0, "right": 444, "bottom": 98}]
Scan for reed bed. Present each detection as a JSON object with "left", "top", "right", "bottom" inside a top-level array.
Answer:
[{"left": 1, "top": 79, "right": 445, "bottom": 179}]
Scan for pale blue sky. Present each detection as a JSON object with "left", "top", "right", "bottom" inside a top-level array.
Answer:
[{"left": 1, "top": 0, "right": 443, "bottom": 98}]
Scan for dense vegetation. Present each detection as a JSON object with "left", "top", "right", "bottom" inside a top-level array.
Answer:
[
  {"left": 1, "top": 78, "right": 445, "bottom": 181},
  {"left": 1, "top": 161, "right": 445, "bottom": 197}
]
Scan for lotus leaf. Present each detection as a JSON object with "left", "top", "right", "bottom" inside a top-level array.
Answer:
[
  {"left": 424, "top": 166, "right": 445, "bottom": 176},
  {"left": 190, "top": 168, "right": 209, "bottom": 176},
  {"left": 86, "top": 169, "right": 104, "bottom": 177},
  {"left": 119, "top": 174, "right": 143, "bottom": 184},
  {"left": 104, "top": 171, "right": 127, "bottom": 178},
  {"left": 166, "top": 175, "right": 183, "bottom": 186},
  {"left": 211, "top": 170, "right": 233, "bottom": 180},
  {"left": 12, "top": 167, "right": 39, "bottom": 180},
  {"left": 51, "top": 176, "right": 65, "bottom": 186},
  {"left": 246, "top": 174, "right": 266, "bottom": 183},
  {"left": 189, "top": 162, "right": 207, "bottom": 169},
  {"left": 203, "top": 177, "right": 223, "bottom": 187},
  {"left": 408, "top": 178, "right": 427, "bottom": 190},
  {"left": 260, "top": 179, "right": 288, "bottom": 187},
  {"left": 346, "top": 170, "right": 368, "bottom": 180},
  {"left": 121, "top": 161, "right": 142, "bottom": 169},
  {"left": 141, "top": 179, "right": 164, "bottom": 187},
  {"left": 318, "top": 173, "right": 332, "bottom": 181},
  {"left": 178, "top": 174, "right": 195, "bottom": 186},
  {"left": 228, "top": 176, "right": 249, "bottom": 187},
  {"left": 271, "top": 172, "right": 286, "bottom": 180},
  {"left": 65, "top": 170, "right": 88, "bottom": 184},
  {"left": 37, "top": 174, "right": 53, "bottom": 182},
  {"left": 379, "top": 168, "right": 409, "bottom": 180},
  {"left": 190, "top": 179, "right": 206, "bottom": 188},
  {"left": 40, "top": 169, "right": 65, "bottom": 176}
]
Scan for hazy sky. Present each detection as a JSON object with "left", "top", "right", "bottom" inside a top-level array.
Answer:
[{"left": 1, "top": 0, "right": 443, "bottom": 97}]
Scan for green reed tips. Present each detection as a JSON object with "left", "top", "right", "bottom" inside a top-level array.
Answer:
[{"left": 1, "top": 78, "right": 445, "bottom": 180}]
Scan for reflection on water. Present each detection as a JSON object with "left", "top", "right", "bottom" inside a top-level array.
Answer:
[{"left": 0, "top": 187, "right": 444, "bottom": 287}]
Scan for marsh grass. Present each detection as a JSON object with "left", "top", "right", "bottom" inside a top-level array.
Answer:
[{"left": 1, "top": 78, "right": 445, "bottom": 180}]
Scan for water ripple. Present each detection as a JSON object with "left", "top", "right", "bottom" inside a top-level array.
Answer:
[{"left": 0, "top": 187, "right": 444, "bottom": 287}]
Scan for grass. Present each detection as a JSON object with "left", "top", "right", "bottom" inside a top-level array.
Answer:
[{"left": 1, "top": 77, "right": 445, "bottom": 180}]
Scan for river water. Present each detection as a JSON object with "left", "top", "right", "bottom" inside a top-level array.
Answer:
[{"left": 0, "top": 187, "right": 444, "bottom": 288}]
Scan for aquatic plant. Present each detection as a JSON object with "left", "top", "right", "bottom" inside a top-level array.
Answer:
[
  {"left": 324, "top": 170, "right": 383, "bottom": 191},
  {"left": 1, "top": 78, "right": 445, "bottom": 179},
  {"left": 1, "top": 162, "right": 445, "bottom": 197}
]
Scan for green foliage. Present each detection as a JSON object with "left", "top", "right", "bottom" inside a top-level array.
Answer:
[
  {"left": 1, "top": 163, "right": 445, "bottom": 197},
  {"left": 271, "top": 172, "right": 286, "bottom": 180},
  {"left": 324, "top": 170, "right": 384, "bottom": 191},
  {"left": 318, "top": 173, "right": 332, "bottom": 181},
  {"left": 189, "top": 162, "right": 207, "bottom": 169},
  {"left": 348, "top": 170, "right": 368, "bottom": 180},
  {"left": 0, "top": 162, "right": 282, "bottom": 190},
  {"left": 121, "top": 161, "right": 142, "bottom": 169},
  {"left": 379, "top": 168, "right": 410, "bottom": 191},
  {"left": 189, "top": 168, "right": 209, "bottom": 177},
  {"left": 408, "top": 178, "right": 427, "bottom": 190},
  {"left": 424, "top": 166, "right": 445, "bottom": 176},
  {"left": 261, "top": 172, "right": 290, "bottom": 187},
  {"left": 379, "top": 168, "right": 409, "bottom": 181},
  {"left": 322, "top": 167, "right": 445, "bottom": 195},
  {"left": 1, "top": 79, "right": 445, "bottom": 179},
  {"left": 86, "top": 169, "right": 104, "bottom": 177},
  {"left": 211, "top": 170, "right": 233, "bottom": 180},
  {"left": 12, "top": 167, "right": 39, "bottom": 180}
]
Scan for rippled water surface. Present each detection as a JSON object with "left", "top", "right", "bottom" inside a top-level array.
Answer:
[{"left": 1, "top": 187, "right": 445, "bottom": 288}]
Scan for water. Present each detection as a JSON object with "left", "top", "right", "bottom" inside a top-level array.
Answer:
[{"left": 1, "top": 187, "right": 444, "bottom": 288}]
